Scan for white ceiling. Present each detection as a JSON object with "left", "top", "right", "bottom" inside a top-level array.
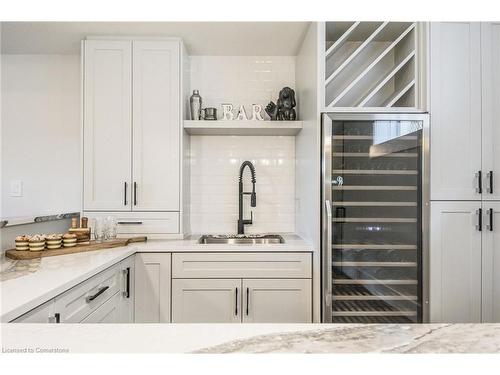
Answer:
[{"left": 1, "top": 22, "right": 311, "bottom": 55}]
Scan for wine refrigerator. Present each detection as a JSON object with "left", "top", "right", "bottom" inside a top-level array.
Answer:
[{"left": 321, "top": 113, "right": 429, "bottom": 323}]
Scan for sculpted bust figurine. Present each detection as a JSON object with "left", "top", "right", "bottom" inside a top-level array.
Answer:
[{"left": 265, "top": 87, "right": 297, "bottom": 121}]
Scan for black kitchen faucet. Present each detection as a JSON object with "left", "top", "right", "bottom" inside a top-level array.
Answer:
[{"left": 237, "top": 161, "right": 257, "bottom": 234}]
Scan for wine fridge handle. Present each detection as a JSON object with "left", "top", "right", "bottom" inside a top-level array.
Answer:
[{"left": 325, "top": 200, "right": 332, "bottom": 307}]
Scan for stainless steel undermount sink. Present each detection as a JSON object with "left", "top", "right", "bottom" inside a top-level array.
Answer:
[{"left": 198, "top": 234, "right": 285, "bottom": 244}]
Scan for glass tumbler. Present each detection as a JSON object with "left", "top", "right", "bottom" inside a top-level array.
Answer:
[
  {"left": 94, "top": 217, "right": 105, "bottom": 242},
  {"left": 105, "top": 216, "right": 117, "bottom": 240}
]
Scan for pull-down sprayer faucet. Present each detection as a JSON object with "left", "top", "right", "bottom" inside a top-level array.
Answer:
[{"left": 238, "top": 161, "right": 257, "bottom": 234}]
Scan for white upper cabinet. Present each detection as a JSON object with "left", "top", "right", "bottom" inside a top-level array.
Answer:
[
  {"left": 83, "top": 39, "right": 182, "bottom": 215},
  {"left": 430, "top": 201, "right": 482, "bottom": 323},
  {"left": 430, "top": 22, "right": 482, "bottom": 201},
  {"left": 481, "top": 23, "right": 500, "bottom": 200},
  {"left": 84, "top": 40, "right": 132, "bottom": 211},
  {"left": 132, "top": 41, "right": 180, "bottom": 211}
]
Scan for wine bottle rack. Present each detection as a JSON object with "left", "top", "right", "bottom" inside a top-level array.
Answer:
[{"left": 323, "top": 22, "right": 421, "bottom": 110}]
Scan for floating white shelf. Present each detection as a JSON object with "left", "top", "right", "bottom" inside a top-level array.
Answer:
[{"left": 183, "top": 120, "right": 303, "bottom": 136}]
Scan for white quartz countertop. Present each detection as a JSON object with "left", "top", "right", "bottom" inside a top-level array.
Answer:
[
  {"left": 0, "top": 234, "right": 311, "bottom": 322},
  {"left": 1, "top": 323, "right": 499, "bottom": 353}
]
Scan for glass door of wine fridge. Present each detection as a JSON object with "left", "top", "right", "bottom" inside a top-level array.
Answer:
[{"left": 321, "top": 113, "right": 429, "bottom": 323}]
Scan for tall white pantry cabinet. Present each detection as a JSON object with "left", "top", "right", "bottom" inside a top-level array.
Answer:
[
  {"left": 82, "top": 38, "right": 187, "bottom": 237},
  {"left": 430, "top": 22, "right": 500, "bottom": 323}
]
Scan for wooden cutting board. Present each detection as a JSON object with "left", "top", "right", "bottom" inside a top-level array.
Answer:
[{"left": 5, "top": 236, "right": 147, "bottom": 260}]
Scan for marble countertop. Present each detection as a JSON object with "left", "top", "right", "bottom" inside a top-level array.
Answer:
[
  {"left": 1, "top": 323, "right": 499, "bottom": 353},
  {"left": 1, "top": 234, "right": 311, "bottom": 322}
]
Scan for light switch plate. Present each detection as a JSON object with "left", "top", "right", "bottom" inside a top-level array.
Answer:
[{"left": 10, "top": 180, "right": 23, "bottom": 197}]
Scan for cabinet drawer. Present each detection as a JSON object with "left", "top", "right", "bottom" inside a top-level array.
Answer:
[
  {"left": 172, "top": 252, "right": 312, "bottom": 279},
  {"left": 54, "top": 264, "right": 121, "bottom": 323},
  {"left": 85, "top": 212, "right": 179, "bottom": 235},
  {"left": 80, "top": 292, "right": 121, "bottom": 323}
]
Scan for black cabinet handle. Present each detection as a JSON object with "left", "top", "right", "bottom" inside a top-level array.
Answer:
[
  {"left": 124, "top": 182, "right": 128, "bottom": 206},
  {"left": 476, "top": 171, "right": 483, "bottom": 194},
  {"left": 246, "top": 287, "right": 249, "bottom": 316},
  {"left": 476, "top": 208, "right": 483, "bottom": 232},
  {"left": 487, "top": 171, "right": 494, "bottom": 194},
  {"left": 133, "top": 182, "right": 138, "bottom": 206},
  {"left": 117, "top": 221, "right": 143, "bottom": 225},
  {"left": 235, "top": 287, "right": 238, "bottom": 316},
  {"left": 125, "top": 267, "right": 131, "bottom": 298},
  {"left": 54, "top": 313, "right": 60, "bottom": 323},
  {"left": 85, "top": 286, "right": 109, "bottom": 303},
  {"left": 488, "top": 208, "right": 494, "bottom": 232}
]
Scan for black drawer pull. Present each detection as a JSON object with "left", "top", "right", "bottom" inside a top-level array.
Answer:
[
  {"left": 488, "top": 208, "right": 494, "bottom": 232},
  {"left": 86, "top": 286, "right": 109, "bottom": 303},
  {"left": 476, "top": 171, "right": 482, "bottom": 194},
  {"left": 125, "top": 267, "right": 131, "bottom": 298},
  {"left": 487, "top": 171, "right": 494, "bottom": 194},
  {"left": 476, "top": 208, "right": 483, "bottom": 232},
  {"left": 246, "top": 287, "right": 250, "bottom": 316},
  {"left": 117, "top": 221, "right": 143, "bottom": 225},
  {"left": 235, "top": 287, "right": 238, "bottom": 316},
  {"left": 134, "top": 182, "right": 138, "bottom": 206},
  {"left": 124, "top": 182, "right": 128, "bottom": 206}
]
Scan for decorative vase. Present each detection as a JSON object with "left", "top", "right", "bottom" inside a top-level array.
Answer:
[{"left": 190, "top": 90, "right": 202, "bottom": 120}]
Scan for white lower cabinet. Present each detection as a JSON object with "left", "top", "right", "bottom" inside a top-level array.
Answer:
[
  {"left": 170, "top": 252, "right": 312, "bottom": 324},
  {"left": 119, "top": 255, "right": 135, "bottom": 323},
  {"left": 430, "top": 201, "right": 482, "bottom": 323},
  {"left": 172, "top": 279, "right": 241, "bottom": 323},
  {"left": 482, "top": 202, "right": 500, "bottom": 322},
  {"left": 430, "top": 201, "right": 500, "bottom": 323},
  {"left": 12, "top": 257, "right": 134, "bottom": 324},
  {"left": 12, "top": 300, "right": 56, "bottom": 323},
  {"left": 134, "top": 253, "right": 171, "bottom": 323},
  {"left": 81, "top": 293, "right": 121, "bottom": 323},
  {"left": 242, "top": 279, "right": 312, "bottom": 323}
]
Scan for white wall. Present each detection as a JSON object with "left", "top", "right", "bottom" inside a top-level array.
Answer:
[
  {"left": 188, "top": 56, "right": 297, "bottom": 234},
  {"left": 295, "top": 23, "right": 321, "bottom": 321},
  {"left": 1, "top": 54, "right": 81, "bottom": 218}
]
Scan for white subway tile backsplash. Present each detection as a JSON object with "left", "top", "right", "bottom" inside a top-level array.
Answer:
[
  {"left": 190, "top": 55, "right": 296, "bottom": 120},
  {"left": 188, "top": 55, "right": 297, "bottom": 234},
  {"left": 189, "top": 136, "right": 295, "bottom": 234}
]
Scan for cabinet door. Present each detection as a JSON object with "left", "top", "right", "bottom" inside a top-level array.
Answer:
[
  {"left": 171, "top": 279, "right": 241, "bottom": 323},
  {"left": 430, "top": 23, "right": 482, "bottom": 200},
  {"left": 132, "top": 41, "right": 180, "bottom": 211},
  {"left": 83, "top": 40, "right": 132, "bottom": 211},
  {"left": 430, "top": 201, "right": 482, "bottom": 323},
  {"left": 118, "top": 255, "right": 135, "bottom": 323},
  {"left": 12, "top": 300, "right": 56, "bottom": 323},
  {"left": 482, "top": 202, "right": 500, "bottom": 322},
  {"left": 242, "top": 279, "right": 312, "bottom": 323},
  {"left": 81, "top": 293, "right": 121, "bottom": 323},
  {"left": 134, "top": 253, "right": 171, "bottom": 323},
  {"left": 481, "top": 22, "right": 500, "bottom": 200}
]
